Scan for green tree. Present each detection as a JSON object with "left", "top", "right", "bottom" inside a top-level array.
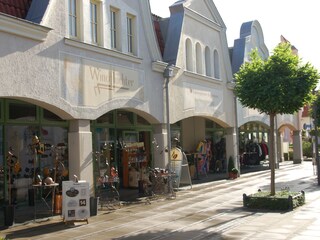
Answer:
[
  {"left": 311, "top": 92, "right": 320, "bottom": 127},
  {"left": 235, "top": 42, "right": 319, "bottom": 195}
]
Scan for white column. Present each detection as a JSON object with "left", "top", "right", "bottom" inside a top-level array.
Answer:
[
  {"left": 68, "top": 120, "right": 94, "bottom": 194},
  {"left": 278, "top": 132, "right": 284, "bottom": 162},
  {"left": 293, "top": 130, "right": 303, "bottom": 164},
  {"left": 225, "top": 127, "right": 238, "bottom": 171},
  {"left": 153, "top": 124, "right": 166, "bottom": 169}
]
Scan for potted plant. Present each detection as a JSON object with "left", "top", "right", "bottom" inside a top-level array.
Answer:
[
  {"left": 230, "top": 167, "right": 239, "bottom": 179},
  {"left": 228, "top": 156, "right": 238, "bottom": 179}
]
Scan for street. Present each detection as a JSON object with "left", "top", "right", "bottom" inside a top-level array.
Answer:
[{"left": 1, "top": 161, "right": 320, "bottom": 240}]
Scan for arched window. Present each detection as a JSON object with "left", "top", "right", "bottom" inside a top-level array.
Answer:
[
  {"left": 205, "top": 46, "right": 212, "bottom": 77},
  {"left": 186, "top": 38, "right": 193, "bottom": 71},
  {"left": 196, "top": 42, "right": 203, "bottom": 74},
  {"left": 214, "top": 49, "right": 220, "bottom": 79}
]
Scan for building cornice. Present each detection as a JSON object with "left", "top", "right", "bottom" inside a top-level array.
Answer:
[
  {"left": 152, "top": 61, "right": 180, "bottom": 76},
  {"left": 64, "top": 38, "right": 143, "bottom": 64},
  {"left": 184, "top": 70, "right": 223, "bottom": 85},
  {"left": 0, "top": 13, "right": 51, "bottom": 41}
]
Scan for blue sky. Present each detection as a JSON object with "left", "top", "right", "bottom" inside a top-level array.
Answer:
[{"left": 150, "top": 0, "right": 320, "bottom": 72}]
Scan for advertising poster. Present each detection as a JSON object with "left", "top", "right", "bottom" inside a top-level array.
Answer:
[{"left": 62, "top": 181, "right": 90, "bottom": 222}]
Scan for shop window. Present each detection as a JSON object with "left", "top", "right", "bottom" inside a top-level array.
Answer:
[
  {"left": 137, "top": 115, "right": 149, "bottom": 126},
  {"left": 9, "top": 102, "right": 36, "bottom": 121},
  {"left": 43, "top": 109, "right": 64, "bottom": 122},
  {"left": 0, "top": 101, "right": 2, "bottom": 121},
  {"left": 0, "top": 126, "right": 3, "bottom": 202},
  {"left": 171, "top": 121, "right": 181, "bottom": 129},
  {"left": 116, "top": 111, "right": 134, "bottom": 126},
  {"left": 5, "top": 125, "right": 68, "bottom": 203},
  {"left": 123, "top": 131, "right": 138, "bottom": 143},
  {"left": 0, "top": 125, "right": 3, "bottom": 165},
  {"left": 97, "top": 112, "right": 114, "bottom": 124},
  {"left": 205, "top": 120, "right": 223, "bottom": 129},
  {"left": 205, "top": 120, "right": 214, "bottom": 128}
]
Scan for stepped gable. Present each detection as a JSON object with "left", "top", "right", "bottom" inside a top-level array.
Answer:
[{"left": 0, "top": 0, "right": 32, "bottom": 19}]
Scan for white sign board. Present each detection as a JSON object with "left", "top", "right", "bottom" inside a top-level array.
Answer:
[
  {"left": 62, "top": 181, "right": 90, "bottom": 222},
  {"left": 170, "top": 147, "right": 192, "bottom": 189}
]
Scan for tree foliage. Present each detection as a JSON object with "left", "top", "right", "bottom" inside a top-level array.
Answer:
[
  {"left": 311, "top": 92, "right": 320, "bottom": 127},
  {"left": 235, "top": 43, "right": 319, "bottom": 115},
  {"left": 234, "top": 42, "right": 319, "bottom": 195}
]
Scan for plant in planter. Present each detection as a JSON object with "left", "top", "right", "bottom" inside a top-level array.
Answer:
[
  {"left": 243, "top": 188, "right": 305, "bottom": 211},
  {"left": 228, "top": 156, "right": 238, "bottom": 179}
]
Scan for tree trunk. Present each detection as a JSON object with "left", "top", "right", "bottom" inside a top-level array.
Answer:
[{"left": 269, "top": 113, "right": 276, "bottom": 195}]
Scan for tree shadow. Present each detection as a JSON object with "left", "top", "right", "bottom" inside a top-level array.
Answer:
[{"left": 2, "top": 221, "right": 82, "bottom": 239}]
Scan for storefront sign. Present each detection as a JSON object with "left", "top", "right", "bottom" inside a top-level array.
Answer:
[
  {"left": 82, "top": 59, "right": 141, "bottom": 106},
  {"left": 62, "top": 54, "right": 144, "bottom": 107}
]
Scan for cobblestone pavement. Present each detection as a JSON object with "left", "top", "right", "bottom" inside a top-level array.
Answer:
[{"left": 1, "top": 161, "right": 319, "bottom": 240}]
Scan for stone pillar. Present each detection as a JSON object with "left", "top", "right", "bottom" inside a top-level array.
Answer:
[
  {"left": 293, "top": 130, "right": 303, "bottom": 164},
  {"left": 278, "top": 132, "right": 284, "bottom": 162},
  {"left": 152, "top": 124, "right": 166, "bottom": 169},
  {"left": 68, "top": 120, "right": 94, "bottom": 194},
  {"left": 225, "top": 127, "right": 238, "bottom": 172}
]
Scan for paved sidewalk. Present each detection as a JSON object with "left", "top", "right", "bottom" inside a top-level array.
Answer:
[{"left": 1, "top": 161, "right": 319, "bottom": 240}]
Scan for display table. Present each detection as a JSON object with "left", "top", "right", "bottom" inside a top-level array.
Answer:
[{"left": 33, "top": 183, "right": 59, "bottom": 220}]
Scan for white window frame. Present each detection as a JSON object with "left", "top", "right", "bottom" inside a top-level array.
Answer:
[
  {"left": 214, "top": 49, "right": 220, "bottom": 79},
  {"left": 185, "top": 38, "right": 193, "bottom": 72},
  {"left": 110, "top": 8, "right": 117, "bottom": 49},
  {"left": 68, "top": 0, "right": 78, "bottom": 38},
  {"left": 90, "top": 1, "right": 98, "bottom": 44},
  {"left": 126, "top": 14, "right": 136, "bottom": 55}
]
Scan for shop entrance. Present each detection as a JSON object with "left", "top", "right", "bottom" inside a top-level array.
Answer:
[
  {"left": 239, "top": 122, "right": 269, "bottom": 166},
  {"left": 92, "top": 110, "right": 153, "bottom": 200}
]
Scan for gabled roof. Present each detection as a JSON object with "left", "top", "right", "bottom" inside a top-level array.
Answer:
[
  {"left": 0, "top": 0, "right": 32, "bottom": 19},
  {"left": 160, "top": 0, "right": 226, "bottom": 65},
  {"left": 152, "top": 14, "right": 166, "bottom": 57},
  {"left": 231, "top": 20, "right": 269, "bottom": 74},
  {"left": 280, "top": 35, "right": 298, "bottom": 55}
]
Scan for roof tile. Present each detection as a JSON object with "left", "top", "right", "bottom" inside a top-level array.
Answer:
[{"left": 0, "top": 0, "right": 32, "bottom": 19}]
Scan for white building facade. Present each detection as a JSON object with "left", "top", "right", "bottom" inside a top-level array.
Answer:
[{"left": 0, "top": 0, "right": 170, "bottom": 204}]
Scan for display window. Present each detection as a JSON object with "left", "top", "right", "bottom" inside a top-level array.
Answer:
[
  {"left": 8, "top": 101, "right": 37, "bottom": 122},
  {"left": 238, "top": 122, "right": 269, "bottom": 166},
  {"left": 205, "top": 120, "right": 226, "bottom": 173},
  {"left": 4, "top": 125, "right": 68, "bottom": 204},
  {"left": 0, "top": 125, "right": 4, "bottom": 204},
  {"left": 0, "top": 99, "right": 69, "bottom": 206}
]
